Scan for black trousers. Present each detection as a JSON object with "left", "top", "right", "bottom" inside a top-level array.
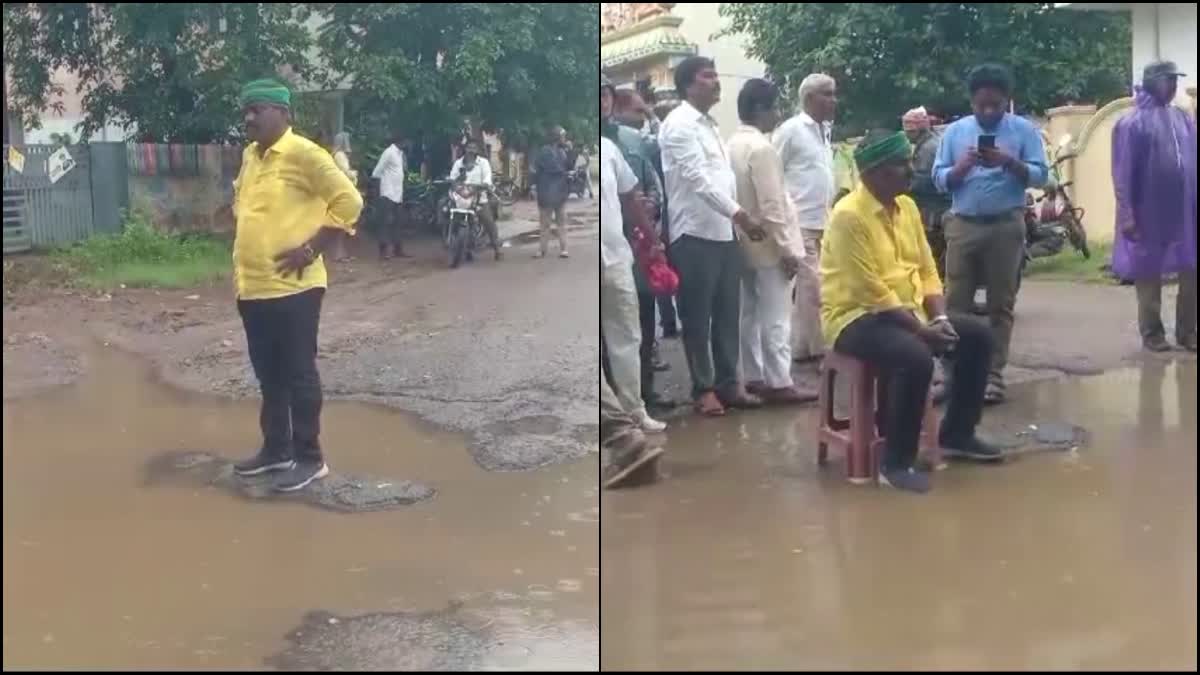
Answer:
[
  {"left": 669, "top": 235, "right": 742, "bottom": 399},
  {"left": 637, "top": 290, "right": 657, "bottom": 399},
  {"left": 834, "top": 312, "right": 992, "bottom": 470},
  {"left": 657, "top": 294, "right": 679, "bottom": 333},
  {"left": 237, "top": 288, "right": 325, "bottom": 462},
  {"left": 378, "top": 199, "right": 406, "bottom": 248}
]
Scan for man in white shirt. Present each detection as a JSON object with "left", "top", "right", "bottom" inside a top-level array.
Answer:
[
  {"left": 371, "top": 132, "right": 408, "bottom": 259},
  {"left": 449, "top": 140, "right": 501, "bottom": 260},
  {"left": 601, "top": 76, "right": 666, "bottom": 434},
  {"left": 773, "top": 73, "right": 838, "bottom": 361},
  {"left": 728, "top": 79, "right": 814, "bottom": 405},
  {"left": 660, "top": 56, "right": 765, "bottom": 417}
]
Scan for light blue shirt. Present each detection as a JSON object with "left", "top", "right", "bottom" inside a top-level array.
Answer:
[{"left": 933, "top": 114, "right": 1048, "bottom": 217}]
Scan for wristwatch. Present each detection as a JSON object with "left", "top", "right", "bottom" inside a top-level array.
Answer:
[{"left": 930, "top": 314, "right": 950, "bottom": 326}]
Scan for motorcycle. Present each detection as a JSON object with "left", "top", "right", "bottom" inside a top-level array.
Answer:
[
  {"left": 406, "top": 178, "right": 454, "bottom": 237},
  {"left": 973, "top": 140, "right": 1092, "bottom": 314},
  {"left": 567, "top": 166, "right": 593, "bottom": 199},
  {"left": 445, "top": 184, "right": 486, "bottom": 269}
]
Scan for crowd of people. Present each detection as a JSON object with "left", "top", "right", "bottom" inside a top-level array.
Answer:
[
  {"left": 600, "top": 56, "right": 1197, "bottom": 493},
  {"left": 313, "top": 124, "right": 586, "bottom": 264}
]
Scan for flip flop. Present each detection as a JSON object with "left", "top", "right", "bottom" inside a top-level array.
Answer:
[{"left": 694, "top": 398, "right": 726, "bottom": 417}]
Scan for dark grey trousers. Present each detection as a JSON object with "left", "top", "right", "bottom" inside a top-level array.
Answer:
[
  {"left": 944, "top": 210, "right": 1025, "bottom": 388},
  {"left": 669, "top": 235, "right": 742, "bottom": 399},
  {"left": 1136, "top": 270, "right": 1198, "bottom": 342}
]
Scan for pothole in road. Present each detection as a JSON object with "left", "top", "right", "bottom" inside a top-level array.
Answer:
[{"left": 144, "top": 450, "right": 437, "bottom": 512}]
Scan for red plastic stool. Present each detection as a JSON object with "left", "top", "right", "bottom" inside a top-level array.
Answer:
[{"left": 817, "top": 351, "right": 942, "bottom": 484}]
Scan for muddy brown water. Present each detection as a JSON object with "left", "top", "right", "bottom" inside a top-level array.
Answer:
[
  {"left": 2, "top": 345, "right": 598, "bottom": 670},
  {"left": 602, "top": 362, "right": 1197, "bottom": 671}
]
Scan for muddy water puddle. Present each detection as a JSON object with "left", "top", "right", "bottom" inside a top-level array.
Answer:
[
  {"left": 602, "top": 362, "right": 1196, "bottom": 670},
  {"left": 3, "top": 345, "right": 597, "bottom": 670}
]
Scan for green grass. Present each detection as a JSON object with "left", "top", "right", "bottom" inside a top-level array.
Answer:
[
  {"left": 1024, "top": 241, "right": 1114, "bottom": 284},
  {"left": 51, "top": 211, "right": 230, "bottom": 290}
]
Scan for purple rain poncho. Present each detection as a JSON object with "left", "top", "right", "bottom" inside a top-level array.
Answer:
[{"left": 1110, "top": 89, "right": 1197, "bottom": 281}]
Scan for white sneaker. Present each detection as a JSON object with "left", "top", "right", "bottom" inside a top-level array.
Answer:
[{"left": 634, "top": 411, "right": 667, "bottom": 433}]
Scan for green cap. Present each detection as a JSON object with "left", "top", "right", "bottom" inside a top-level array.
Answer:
[{"left": 239, "top": 79, "right": 292, "bottom": 109}]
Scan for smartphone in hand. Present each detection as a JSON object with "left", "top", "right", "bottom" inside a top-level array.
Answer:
[{"left": 978, "top": 134, "right": 997, "bottom": 150}]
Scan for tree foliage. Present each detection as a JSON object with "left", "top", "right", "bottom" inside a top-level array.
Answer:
[
  {"left": 3, "top": 3, "right": 314, "bottom": 143},
  {"left": 6, "top": 2, "right": 599, "bottom": 155},
  {"left": 720, "top": 3, "right": 1132, "bottom": 136},
  {"left": 312, "top": 3, "right": 599, "bottom": 166}
]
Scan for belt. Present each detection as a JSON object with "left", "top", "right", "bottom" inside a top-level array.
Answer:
[{"left": 954, "top": 209, "right": 1021, "bottom": 224}]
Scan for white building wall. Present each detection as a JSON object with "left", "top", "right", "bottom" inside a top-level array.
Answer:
[
  {"left": 1140, "top": 3, "right": 1197, "bottom": 103},
  {"left": 671, "top": 2, "right": 764, "bottom": 138}
]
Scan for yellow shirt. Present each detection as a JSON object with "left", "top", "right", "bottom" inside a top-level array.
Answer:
[
  {"left": 819, "top": 185, "right": 943, "bottom": 346},
  {"left": 232, "top": 128, "right": 363, "bottom": 300}
]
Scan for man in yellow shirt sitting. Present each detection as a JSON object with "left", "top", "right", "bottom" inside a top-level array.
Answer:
[
  {"left": 821, "top": 130, "right": 1000, "bottom": 494},
  {"left": 230, "top": 79, "right": 364, "bottom": 492}
]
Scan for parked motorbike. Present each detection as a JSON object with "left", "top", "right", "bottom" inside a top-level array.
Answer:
[
  {"left": 406, "top": 178, "right": 454, "bottom": 237},
  {"left": 973, "top": 142, "right": 1092, "bottom": 314},
  {"left": 567, "top": 166, "right": 593, "bottom": 199}
]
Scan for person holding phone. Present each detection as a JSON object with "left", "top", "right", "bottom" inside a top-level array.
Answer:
[
  {"left": 823, "top": 130, "right": 1001, "bottom": 494},
  {"left": 932, "top": 64, "right": 1048, "bottom": 404}
]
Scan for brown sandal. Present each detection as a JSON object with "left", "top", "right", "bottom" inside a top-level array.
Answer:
[{"left": 694, "top": 392, "right": 726, "bottom": 417}]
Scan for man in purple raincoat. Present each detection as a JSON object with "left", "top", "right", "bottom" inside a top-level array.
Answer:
[{"left": 1111, "top": 60, "right": 1198, "bottom": 353}]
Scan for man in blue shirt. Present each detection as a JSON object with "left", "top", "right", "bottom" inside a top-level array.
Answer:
[{"left": 934, "top": 64, "right": 1048, "bottom": 403}]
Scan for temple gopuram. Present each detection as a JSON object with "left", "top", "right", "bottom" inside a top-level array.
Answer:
[{"left": 600, "top": 3, "right": 698, "bottom": 117}]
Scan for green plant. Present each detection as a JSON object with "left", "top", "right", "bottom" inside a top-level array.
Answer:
[{"left": 51, "top": 209, "right": 231, "bottom": 288}]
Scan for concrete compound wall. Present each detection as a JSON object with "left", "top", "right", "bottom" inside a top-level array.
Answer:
[{"left": 126, "top": 144, "right": 242, "bottom": 235}]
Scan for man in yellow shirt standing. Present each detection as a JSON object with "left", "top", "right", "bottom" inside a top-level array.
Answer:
[
  {"left": 821, "top": 130, "right": 1000, "bottom": 494},
  {"left": 230, "top": 79, "right": 364, "bottom": 492}
]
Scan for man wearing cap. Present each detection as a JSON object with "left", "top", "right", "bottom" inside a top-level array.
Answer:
[
  {"left": 1111, "top": 60, "right": 1197, "bottom": 353},
  {"left": 903, "top": 106, "right": 950, "bottom": 279},
  {"left": 933, "top": 64, "right": 1048, "bottom": 404},
  {"left": 822, "top": 129, "right": 1000, "bottom": 494},
  {"left": 230, "top": 79, "right": 364, "bottom": 492}
]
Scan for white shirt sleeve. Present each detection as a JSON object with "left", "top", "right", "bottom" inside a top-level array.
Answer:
[
  {"left": 660, "top": 121, "right": 740, "bottom": 219},
  {"left": 615, "top": 151, "right": 638, "bottom": 195},
  {"left": 772, "top": 122, "right": 794, "bottom": 167},
  {"left": 371, "top": 147, "right": 391, "bottom": 179},
  {"left": 480, "top": 159, "right": 493, "bottom": 188}
]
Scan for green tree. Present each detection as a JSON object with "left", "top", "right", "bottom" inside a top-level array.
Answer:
[
  {"left": 311, "top": 3, "right": 599, "bottom": 171},
  {"left": 720, "top": 3, "right": 1132, "bottom": 136},
  {"left": 3, "top": 3, "right": 314, "bottom": 143}
]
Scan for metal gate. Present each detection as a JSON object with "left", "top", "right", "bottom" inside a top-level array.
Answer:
[{"left": 3, "top": 144, "right": 95, "bottom": 253}]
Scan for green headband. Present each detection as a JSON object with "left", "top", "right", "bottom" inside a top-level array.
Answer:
[
  {"left": 854, "top": 131, "right": 912, "bottom": 172},
  {"left": 239, "top": 79, "right": 291, "bottom": 109}
]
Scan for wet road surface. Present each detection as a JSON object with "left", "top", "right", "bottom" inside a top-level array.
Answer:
[
  {"left": 3, "top": 346, "right": 598, "bottom": 670},
  {"left": 602, "top": 362, "right": 1196, "bottom": 670}
]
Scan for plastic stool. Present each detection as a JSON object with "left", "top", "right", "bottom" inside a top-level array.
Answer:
[{"left": 817, "top": 351, "right": 942, "bottom": 484}]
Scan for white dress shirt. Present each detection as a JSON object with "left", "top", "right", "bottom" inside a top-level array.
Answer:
[
  {"left": 450, "top": 156, "right": 494, "bottom": 204},
  {"left": 371, "top": 144, "right": 406, "bottom": 204},
  {"left": 659, "top": 101, "right": 741, "bottom": 243},
  {"left": 773, "top": 112, "right": 835, "bottom": 230},
  {"left": 600, "top": 137, "right": 636, "bottom": 268}
]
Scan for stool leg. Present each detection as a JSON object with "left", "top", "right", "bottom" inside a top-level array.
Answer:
[
  {"left": 847, "top": 376, "right": 875, "bottom": 485},
  {"left": 817, "top": 369, "right": 833, "bottom": 465}
]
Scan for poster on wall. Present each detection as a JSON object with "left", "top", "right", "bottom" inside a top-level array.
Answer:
[
  {"left": 47, "top": 146, "right": 77, "bottom": 184},
  {"left": 7, "top": 146, "right": 25, "bottom": 174}
]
